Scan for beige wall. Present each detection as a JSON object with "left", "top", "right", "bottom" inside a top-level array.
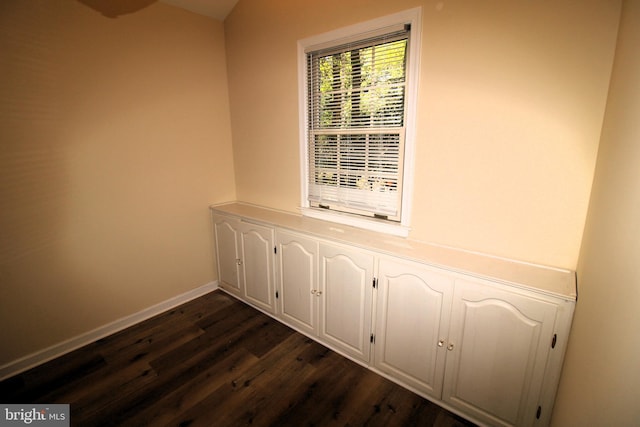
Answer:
[
  {"left": 0, "top": 1, "right": 235, "bottom": 366},
  {"left": 225, "top": 0, "right": 620, "bottom": 270},
  {"left": 552, "top": 0, "right": 640, "bottom": 425}
]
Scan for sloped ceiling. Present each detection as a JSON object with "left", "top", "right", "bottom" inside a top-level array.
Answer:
[
  {"left": 159, "top": 0, "right": 240, "bottom": 21},
  {"left": 75, "top": 0, "right": 239, "bottom": 19}
]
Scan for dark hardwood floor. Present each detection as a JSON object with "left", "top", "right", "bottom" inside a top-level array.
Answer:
[{"left": 0, "top": 290, "right": 476, "bottom": 426}]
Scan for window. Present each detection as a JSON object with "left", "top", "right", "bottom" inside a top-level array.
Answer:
[{"left": 298, "top": 8, "right": 421, "bottom": 237}]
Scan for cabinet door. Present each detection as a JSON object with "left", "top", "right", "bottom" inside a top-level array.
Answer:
[
  {"left": 276, "top": 230, "right": 318, "bottom": 336},
  {"left": 374, "top": 257, "right": 454, "bottom": 399},
  {"left": 239, "top": 222, "right": 275, "bottom": 314},
  {"left": 212, "top": 214, "right": 242, "bottom": 296},
  {"left": 443, "top": 278, "right": 558, "bottom": 427},
  {"left": 318, "top": 243, "right": 374, "bottom": 363}
]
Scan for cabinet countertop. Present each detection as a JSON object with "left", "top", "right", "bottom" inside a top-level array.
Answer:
[{"left": 210, "top": 202, "right": 577, "bottom": 301}]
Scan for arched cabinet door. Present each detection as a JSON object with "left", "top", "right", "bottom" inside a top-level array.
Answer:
[
  {"left": 276, "top": 230, "right": 318, "bottom": 336},
  {"left": 318, "top": 243, "right": 374, "bottom": 363},
  {"left": 443, "top": 278, "right": 558, "bottom": 427},
  {"left": 373, "top": 257, "right": 454, "bottom": 399},
  {"left": 212, "top": 215, "right": 242, "bottom": 296},
  {"left": 240, "top": 223, "right": 275, "bottom": 314}
]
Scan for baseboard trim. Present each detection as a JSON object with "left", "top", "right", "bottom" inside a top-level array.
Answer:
[{"left": 0, "top": 281, "right": 219, "bottom": 381}]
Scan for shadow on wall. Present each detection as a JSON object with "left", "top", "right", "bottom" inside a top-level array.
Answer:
[{"left": 76, "top": 0, "right": 158, "bottom": 18}]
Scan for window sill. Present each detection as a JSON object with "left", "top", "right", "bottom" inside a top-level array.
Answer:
[{"left": 300, "top": 207, "right": 410, "bottom": 238}]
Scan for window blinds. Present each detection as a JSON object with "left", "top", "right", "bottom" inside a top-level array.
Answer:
[{"left": 306, "top": 26, "right": 409, "bottom": 221}]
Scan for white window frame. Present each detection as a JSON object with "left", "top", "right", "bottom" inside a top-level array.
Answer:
[{"left": 297, "top": 7, "right": 421, "bottom": 238}]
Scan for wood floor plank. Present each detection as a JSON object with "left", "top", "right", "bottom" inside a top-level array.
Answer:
[
  {"left": 101, "top": 321, "right": 205, "bottom": 366},
  {"left": 165, "top": 332, "right": 341, "bottom": 426},
  {"left": 240, "top": 316, "right": 296, "bottom": 358},
  {"left": 0, "top": 290, "right": 476, "bottom": 427},
  {"left": 340, "top": 371, "right": 393, "bottom": 425},
  {"left": 50, "top": 322, "right": 205, "bottom": 413},
  {"left": 87, "top": 312, "right": 270, "bottom": 425},
  {"left": 31, "top": 359, "right": 153, "bottom": 409},
  {"left": 69, "top": 362, "right": 159, "bottom": 426},
  {"left": 0, "top": 348, "right": 107, "bottom": 403},
  {"left": 211, "top": 334, "right": 327, "bottom": 426},
  {"left": 119, "top": 348, "right": 260, "bottom": 427},
  {"left": 266, "top": 350, "right": 358, "bottom": 426},
  {"left": 365, "top": 381, "right": 438, "bottom": 426},
  {"left": 149, "top": 304, "right": 262, "bottom": 374}
]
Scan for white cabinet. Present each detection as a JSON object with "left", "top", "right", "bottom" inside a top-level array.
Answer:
[
  {"left": 275, "top": 232, "right": 374, "bottom": 364},
  {"left": 373, "top": 257, "right": 454, "bottom": 399},
  {"left": 319, "top": 243, "right": 374, "bottom": 363},
  {"left": 212, "top": 214, "right": 242, "bottom": 296},
  {"left": 275, "top": 230, "right": 318, "bottom": 336},
  {"left": 239, "top": 222, "right": 276, "bottom": 314},
  {"left": 442, "top": 278, "right": 561, "bottom": 427},
  {"left": 212, "top": 214, "right": 275, "bottom": 314},
  {"left": 210, "top": 204, "right": 575, "bottom": 427},
  {"left": 374, "top": 258, "right": 566, "bottom": 427}
]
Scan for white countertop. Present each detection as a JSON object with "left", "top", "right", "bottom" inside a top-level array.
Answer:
[{"left": 210, "top": 202, "right": 577, "bottom": 301}]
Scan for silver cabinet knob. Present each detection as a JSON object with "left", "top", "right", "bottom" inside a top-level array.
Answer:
[
  {"left": 447, "top": 343, "right": 454, "bottom": 351},
  {"left": 438, "top": 339, "right": 445, "bottom": 347}
]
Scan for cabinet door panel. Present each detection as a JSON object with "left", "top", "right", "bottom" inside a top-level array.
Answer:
[
  {"left": 240, "top": 223, "right": 275, "bottom": 313},
  {"left": 319, "top": 244, "right": 374, "bottom": 363},
  {"left": 443, "top": 279, "right": 558, "bottom": 427},
  {"left": 374, "top": 258, "right": 453, "bottom": 398},
  {"left": 212, "top": 215, "right": 242, "bottom": 296},
  {"left": 277, "top": 231, "right": 318, "bottom": 335}
]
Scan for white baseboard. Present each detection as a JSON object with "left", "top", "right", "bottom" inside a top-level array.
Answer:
[{"left": 0, "top": 281, "right": 219, "bottom": 381}]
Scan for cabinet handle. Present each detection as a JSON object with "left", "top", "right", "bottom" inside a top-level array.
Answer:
[
  {"left": 236, "top": 259, "right": 243, "bottom": 265},
  {"left": 311, "top": 289, "right": 316, "bottom": 295},
  {"left": 447, "top": 343, "right": 454, "bottom": 351},
  {"left": 438, "top": 339, "right": 445, "bottom": 348},
  {"left": 315, "top": 290, "right": 322, "bottom": 296}
]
